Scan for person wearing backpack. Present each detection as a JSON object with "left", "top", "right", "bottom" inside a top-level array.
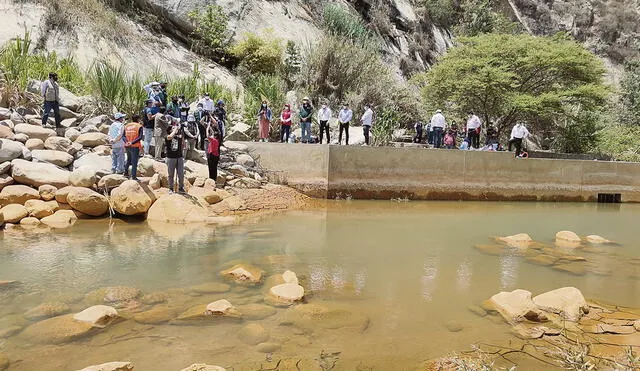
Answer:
[{"left": 414, "top": 121, "right": 423, "bottom": 143}]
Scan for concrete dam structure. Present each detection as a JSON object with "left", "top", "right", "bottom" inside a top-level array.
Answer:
[{"left": 246, "top": 143, "right": 640, "bottom": 203}]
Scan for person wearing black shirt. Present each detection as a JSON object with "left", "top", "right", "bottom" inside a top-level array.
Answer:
[{"left": 165, "top": 121, "right": 186, "bottom": 193}]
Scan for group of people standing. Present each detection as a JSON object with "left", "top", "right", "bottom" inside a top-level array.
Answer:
[
  {"left": 106, "top": 81, "right": 225, "bottom": 192},
  {"left": 414, "top": 109, "right": 530, "bottom": 157},
  {"left": 257, "top": 98, "right": 375, "bottom": 145}
]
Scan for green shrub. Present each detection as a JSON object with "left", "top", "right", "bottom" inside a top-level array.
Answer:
[
  {"left": 88, "top": 61, "right": 147, "bottom": 116},
  {"left": 282, "top": 41, "right": 302, "bottom": 90},
  {"left": 231, "top": 31, "right": 283, "bottom": 79},
  {"left": 167, "top": 63, "right": 234, "bottom": 107},
  {"left": 618, "top": 59, "right": 640, "bottom": 125},
  {"left": 372, "top": 104, "right": 401, "bottom": 146},
  {"left": 597, "top": 124, "right": 640, "bottom": 162},
  {"left": 322, "top": 4, "right": 376, "bottom": 45},
  {"left": 454, "top": 0, "right": 519, "bottom": 36},
  {"left": 424, "top": 0, "right": 460, "bottom": 27},
  {"left": 188, "top": 4, "right": 232, "bottom": 63}
]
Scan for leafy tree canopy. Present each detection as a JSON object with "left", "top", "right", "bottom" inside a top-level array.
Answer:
[{"left": 415, "top": 33, "right": 609, "bottom": 149}]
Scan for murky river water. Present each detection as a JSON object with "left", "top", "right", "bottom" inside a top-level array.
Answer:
[{"left": 0, "top": 201, "right": 639, "bottom": 370}]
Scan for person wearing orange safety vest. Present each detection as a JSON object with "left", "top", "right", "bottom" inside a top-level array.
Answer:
[{"left": 124, "top": 114, "right": 144, "bottom": 181}]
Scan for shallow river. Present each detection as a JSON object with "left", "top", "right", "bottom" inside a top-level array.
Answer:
[{"left": 0, "top": 201, "right": 639, "bottom": 370}]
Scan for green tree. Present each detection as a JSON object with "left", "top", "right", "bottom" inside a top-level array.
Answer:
[
  {"left": 416, "top": 33, "right": 608, "bottom": 151},
  {"left": 188, "top": 4, "right": 231, "bottom": 63},
  {"left": 231, "top": 31, "right": 283, "bottom": 78},
  {"left": 454, "top": 0, "right": 519, "bottom": 36}
]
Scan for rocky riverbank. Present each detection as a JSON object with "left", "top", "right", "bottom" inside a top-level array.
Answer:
[{"left": 0, "top": 100, "right": 313, "bottom": 230}]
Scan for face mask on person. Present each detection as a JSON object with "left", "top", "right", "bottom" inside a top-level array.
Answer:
[
  {"left": 198, "top": 107, "right": 203, "bottom": 111},
  {"left": 262, "top": 104, "right": 267, "bottom": 108},
  {"left": 343, "top": 106, "right": 347, "bottom": 110}
]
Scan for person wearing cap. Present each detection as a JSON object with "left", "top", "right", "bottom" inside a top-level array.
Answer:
[
  {"left": 108, "top": 113, "right": 127, "bottom": 175},
  {"left": 299, "top": 97, "right": 313, "bottom": 144},
  {"left": 123, "top": 114, "right": 144, "bottom": 181},
  {"left": 41, "top": 72, "right": 62, "bottom": 131},
  {"left": 142, "top": 99, "right": 158, "bottom": 157},
  {"left": 279, "top": 104, "right": 292, "bottom": 143},
  {"left": 430, "top": 109, "right": 446, "bottom": 148},
  {"left": 337, "top": 103, "right": 353, "bottom": 145},
  {"left": 184, "top": 114, "right": 200, "bottom": 158},
  {"left": 213, "top": 99, "right": 227, "bottom": 145},
  {"left": 153, "top": 107, "right": 170, "bottom": 160},
  {"left": 360, "top": 104, "right": 374, "bottom": 146},
  {"left": 199, "top": 93, "right": 215, "bottom": 113},
  {"left": 318, "top": 102, "right": 332, "bottom": 144},
  {"left": 143, "top": 82, "right": 163, "bottom": 106}
]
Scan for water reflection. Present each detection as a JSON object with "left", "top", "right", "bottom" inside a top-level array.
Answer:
[
  {"left": 421, "top": 256, "right": 440, "bottom": 301},
  {"left": 499, "top": 254, "right": 519, "bottom": 290}
]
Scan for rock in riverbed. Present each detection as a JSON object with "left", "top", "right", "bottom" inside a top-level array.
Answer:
[
  {"left": 180, "top": 364, "right": 226, "bottom": 371},
  {"left": 488, "top": 289, "right": 547, "bottom": 323},
  {"left": 497, "top": 233, "right": 533, "bottom": 247},
  {"left": 24, "top": 302, "right": 71, "bottom": 321},
  {"left": 73, "top": 305, "right": 118, "bottom": 327},
  {"left": 532, "top": 287, "right": 588, "bottom": 322},
  {"left": 220, "top": 264, "right": 263, "bottom": 284},
  {"left": 77, "top": 361, "right": 134, "bottom": 371}
]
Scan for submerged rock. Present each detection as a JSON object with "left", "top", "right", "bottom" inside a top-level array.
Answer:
[
  {"left": 488, "top": 289, "right": 547, "bottom": 323},
  {"left": 180, "top": 364, "right": 226, "bottom": 371},
  {"left": 525, "top": 254, "right": 558, "bottom": 266},
  {"left": 552, "top": 262, "right": 586, "bottom": 276},
  {"left": 73, "top": 305, "right": 118, "bottom": 327},
  {"left": 238, "top": 323, "right": 269, "bottom": 345},
  {"left": 76, "top": 361, "right": 134, "bottom": 371},
  {"left": 132, "top": 306, "right": 176, "bottom": 325},
  {"left": 0, "top": 353, "right": 8, "bottom": 371},
  {"left": 585, "top": 235, "right": 611, "bottom": 244},
  {"left": 497, "top": 233, "right": 533, "bottom": 247},
  {"left": 24, "top": 302, "right": 71, "bottom": 321},
  {"left": 256, "top": 342, "right": 281, "bottom": 353},
  {"left": 220, "top": 264, "right": 263, "bottom": 284},
  {"left": 237, "top": 304, "right": 277, "bottom": 320},
  {"left": 103, "top": 286, "right": 141, "bottom": 304},
  {"left": 20, "top": 314, "right": 94, "bottom": 344},
  {"left": 532, "top": 287, "right": 589, "bottom": 322},
  {"left": 189, "top": 282, "right": 231, "bottom": 294}
]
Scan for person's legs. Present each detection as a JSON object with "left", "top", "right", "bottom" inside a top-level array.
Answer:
[
  {"left": 41, "top": 101, "right": 52, "bottom": 126},
  {"left": 207, "top": 153, "right": 216, "bottom": 179},
  {"left": 473, "top": 132, "right": 480, "bottom": 149},
  {"left": 344, "top": 124, "right": 349, "bottom": 145},
  {"left": 300, "top": 122, "right": 307, "bottom": 143},
  {"left": 198, "top": 124, "right": 206, "bottom": 150},
  {"left": 280, "top": 125, "right": 285, "bottom": 143},
  {"left": 177, "top": 157, "right": 185, "bottom": 191},
  {"left": 319, "top": 121, "right": 327, "bottom": 144},
  {"left": 52, "top": 102, "right": 61, "bottom": 128},
  {"left": 124, "top": 148, "right": 132, "bottom": 176},
  {"left": 338, "top": 123, "right": 344, "bottom": 144},
  {"left": 116, "top": 148, "right": 125, "bottom": 174},
  {"left": 143, "top": 128, "right": 153, "bottom": 156},
  {"left": 129, "top": 147, "right": 140, "bottom": 179},
  {"left": 514, "top": 138, "right": 522, "bottom": 157},
  {"left": 154, "top": 136, "right": 164, "bottom": 159},
  {"left": 363, "top": 126, "right": 370, "bottom": 145},
  {"left": 166, "top": 157, "right": 176, "bottom": 191},
  {"left": 326, "top": 122, "right": 330, "bottom": 144},
  {"left": 284, "top": 126, "right": 290, "bottom": 142},
  {"left": 434, "top": 127, "right": 442, "bottom": 148}
]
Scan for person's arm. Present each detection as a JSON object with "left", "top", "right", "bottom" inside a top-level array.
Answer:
[
  {"left": 40, "top": 80, "right": 48, "bottom": 98},
  {"left": 143, "top": 83, "right": 153, "bottom": 95},
  {"left": 131, "top": 126, "right": 144, "bottom": 145},
  {"left": 523, "top": 127, "right": 530, "bottom": 139},
  {"left": 114, "top": 125, "right": 125, "bottom": 143},
  {"left": 167, "top": 125, "right": 180, "bottom": 141}
]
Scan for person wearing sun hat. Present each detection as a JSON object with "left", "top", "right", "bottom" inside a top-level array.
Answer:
[
  {"left": 108, "top": 112, "right": 127, "bottom": 174},
  {"left": 299, "top": 97, "right": 313, "bottom": 144}
]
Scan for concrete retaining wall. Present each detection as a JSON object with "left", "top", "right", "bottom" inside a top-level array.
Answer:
[{"left": 246, "top": 143, "right": 640, "bottom": 202}]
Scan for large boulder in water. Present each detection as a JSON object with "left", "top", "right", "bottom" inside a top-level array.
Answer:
[
  {"left": 0, "top": 184, "right": 40, "bottom": 206},
  {"left": 40, "top": 210, "right": 77, "bottom": 228},
  {"left": 31, "top": 149, "right": 75, "bottom": 167},
  {"left": 110, "top": 180, "right": 156, "bottom": 215},
  {"left": 220, "top": 264, "right": 263, "bottom": 284},
  {"left": 24, "top": 302, "right": 71, "bottom": 321},
  {"left": 488, "top": 289, "right": 547, "bottom": 323},
  {"left": 11, "top": 159, "right": 70, "bottom": 188},
  {"left": 77, "top": 362, "right": 134, "bottom": 371},
  {"left": 66, "top": 187, "right": 109, "bottom": 217},
  {"left": 532, "top": 287, "right": 589, "bottom": 322},
  {"left": 555, "top": 231, "right": 581, "bottom": 247},
  {"left": 146, "top": 194, "right": 209, "bottom": 223},
  {"left": 267, "top": 283, "right": 305, "bottom": 306},
  {"left": 0, "top": 138, "right": 24, "bottom": 162}
]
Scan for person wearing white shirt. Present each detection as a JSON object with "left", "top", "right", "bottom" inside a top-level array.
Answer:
[
  {"left": 143, "top": 82, "right": 163, "bottom": 107},
  {"left": 360, "top": 104, "right": 373, "bottom": 146},
  {"left": 318, "top": 103, "right": 332, "bottom": 144},
  {"left": 338, "top": 103, "right": 353, "bottom": 145},
  {"left": 466, "top": 112, "right": 482, "bottom": 149},
  {"left": 509, "top": 122, "right": 530, "bottom": 157},
  {"left": 199, "top": 93, "right": 215, "bottom": 112},
  {"left": 430, "top": 109, "right": 446, "bottom": 148}
]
